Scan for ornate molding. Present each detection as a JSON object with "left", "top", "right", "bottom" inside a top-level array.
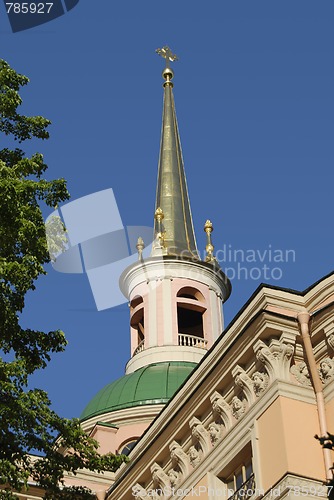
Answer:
[
  {"left": 319, "top": 357, "right": 334, "bottom": 383},
  {"left": 169, "top": 441, "right": 190, "bottom": 477},
  {"left": 189, "top": 416, "right": 211, "bottom": 454},
  {"left": 324, "top": 323, "right": 334, "bottom": 351},
  {"left": 254, "top": 332, "right": 295, "bottom": 381},
  {"left": 150, "top": 462, "right": 170, "bottom": 491},
  {"left": 252, "top": 371, "right": 269, "bottom": 396},
  {"left": 290, "top": 361, "right": 312, "bottom": 386},
  {"left": 210, "top": 391, "right": 232, "bottom": 429},
  {"left": 188, "top": 445, "right": 201, "bottom": 468},
  {"left": 230, "top": 396, "right": 246, "bottom": 420},
  {"left": 167, "top": 468, "right": 180, "bottom": 488},
  {"left": 208, "top": 422, "right": 221, "bottom": 445},
  {"left": 232, "top": 365, "right": 255, "bottom": 404}
]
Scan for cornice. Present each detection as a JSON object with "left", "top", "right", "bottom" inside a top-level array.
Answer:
[
  {"left": 119, "top": 257, "right": 231, "bottom": 301},
  {"left": 80, "top": 405, "right": 165, "bottom": 433}
]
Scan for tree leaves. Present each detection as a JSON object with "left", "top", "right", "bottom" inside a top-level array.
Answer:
[{"left": 0, "top": 59, "right": 128, "bottom": 499}]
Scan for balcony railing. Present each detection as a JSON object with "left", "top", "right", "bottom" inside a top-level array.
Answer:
[
  {"left": 133, "top": 339, "right": 145, "bottom": 356},
  {"left": 133, "top": 335, "right": 208, "bottom": 356},
  {"left": 178, "top": 333, "right": 208, "bottom": 349},
  {"left": 227, "top": 474, "right": 256, "bottom": 500}
]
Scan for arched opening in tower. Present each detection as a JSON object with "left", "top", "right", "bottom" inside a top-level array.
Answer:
[
  {"left": 177, "top": 305, "right": 204, "bottom": 339},
  {"left": 130, "top": 296, "right": 145, "bottom": 354}
]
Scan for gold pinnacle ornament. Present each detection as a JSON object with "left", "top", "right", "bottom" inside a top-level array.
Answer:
[
  {"left": 136, "top": 237, "right": 145, "bottom": 260},
  {"left": 204, "top": 220, "right": 215, "bottom": 262},
  {"left": 154, "top": 207, "right": 165, "bottom": 248}
]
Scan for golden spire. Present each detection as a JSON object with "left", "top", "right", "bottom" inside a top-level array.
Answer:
[{"left": 153, "top": 46, "right": 198, "bottom": 258}]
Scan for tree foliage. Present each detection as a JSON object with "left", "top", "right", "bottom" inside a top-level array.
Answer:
[{"left": 0, "top": 59, "right": 127, "bottom": 499}]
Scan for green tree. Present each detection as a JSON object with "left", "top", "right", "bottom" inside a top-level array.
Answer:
[{"left": 0, "top": 59, "right": 127, "bottom": 499}]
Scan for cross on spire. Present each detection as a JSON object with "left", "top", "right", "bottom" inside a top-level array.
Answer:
[{"left": 156, "top": 46, "right": 178, "bottom": 68}]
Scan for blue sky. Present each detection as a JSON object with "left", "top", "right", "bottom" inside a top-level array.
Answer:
[{"left": 2, "top": 1, "right": 334, "bottom": 418}]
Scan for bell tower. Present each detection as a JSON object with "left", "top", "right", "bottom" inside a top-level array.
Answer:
[{"left": 120, "top": 47, "right": 231, "bottom": 375}]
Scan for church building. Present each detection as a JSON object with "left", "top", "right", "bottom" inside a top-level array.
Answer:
[{"left": 20, "top": 47, "right": 334, "bottom": 499}]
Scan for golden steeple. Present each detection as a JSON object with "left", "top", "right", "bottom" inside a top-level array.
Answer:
[{"left": 153, "top": 47, "right": 198, "bottom": 258}]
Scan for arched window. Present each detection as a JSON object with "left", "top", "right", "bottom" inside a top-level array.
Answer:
[
  {"left": 177, "top": 287, "right": 206, "bottom": 345},
  {"left": 177, "top": 287, "right": 204, "bottom": 302},
  {"left": 130, "top": 296, "right": 143, "bottom": 310},
  {"left": 177, "top": 306, "right": 204, "bottom": 338},
  {"left": 130, "top": 296, "right": 145, "bottom": 355},
  {"left": 119, "top": 439, "right": 138, "bottom": 456}
]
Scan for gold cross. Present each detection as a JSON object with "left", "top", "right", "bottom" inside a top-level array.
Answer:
[{"left": 156, "top": 46, "right": 178, "bottom": 68}]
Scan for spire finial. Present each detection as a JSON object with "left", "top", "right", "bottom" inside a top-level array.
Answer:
[
  {"left": 156, "top": 46, "right": 178, "bottom": 67},
  {"left": 204, "top": 220, "right": 215, "bottom": 262},
  {"left": 156, "top": 46, "right": 178, "bottom": 87},
  {"left": 136, "top": 237, "right": 145, "bottom": 260},
  {"left": 154, "top": 207, "right": 165, "bottom": 249}
]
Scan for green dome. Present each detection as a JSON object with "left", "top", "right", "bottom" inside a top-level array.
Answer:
[{"left": 80, "top": 362, "right": 196, "bottom": 421}]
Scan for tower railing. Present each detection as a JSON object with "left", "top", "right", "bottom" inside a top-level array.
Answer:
[
  {"left": 133, "top": 339, "right": 145, "bottom": 356},
  {"left": 178, "top": 333, "right": 208, "bottom": 349},
  {"left": 133, "top": 335, "right": 208, "bottom": 356}
]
